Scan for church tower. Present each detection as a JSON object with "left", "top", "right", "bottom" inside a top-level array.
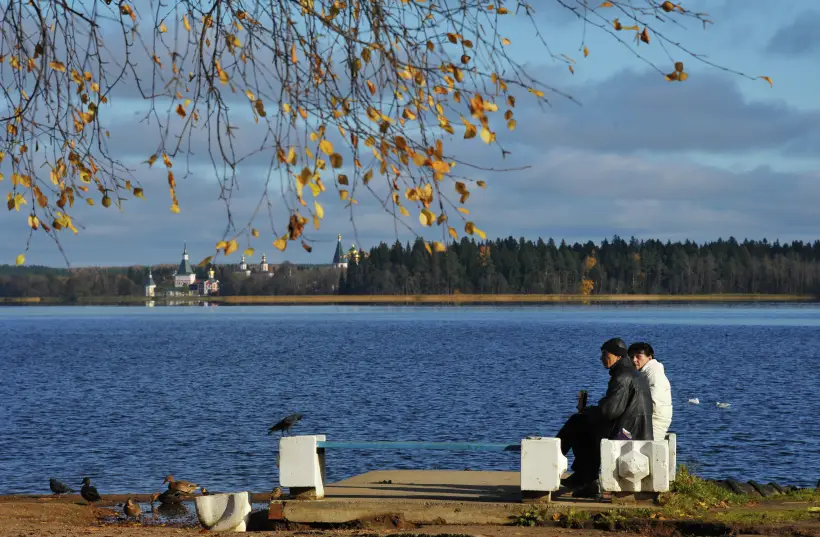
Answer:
[{"left": 332, "top": 234, "right": 348, "bottom": 269}]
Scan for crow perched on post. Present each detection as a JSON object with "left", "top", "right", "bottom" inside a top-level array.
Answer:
[
  {"left": 267, "top": 413, "right": 303, "bottom": 436},
  {"left": 49, "top": 478, "right": 74, "bottom": 495}
]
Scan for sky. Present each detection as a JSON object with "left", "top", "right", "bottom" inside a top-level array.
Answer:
[{"left": 2, "top": 1, "right": 819, "bottom": 268}]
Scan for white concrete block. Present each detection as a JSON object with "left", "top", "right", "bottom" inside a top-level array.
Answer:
[
  {"left": 279, "top": 435, "right": 326, "bottom": 498},
  {"left": 195, "top": 492, "right": 252, "bottom": 532},
  {"left": 665, "top": 432, "right": 677, "bottom": 483},
  {"left": 520, "top": 437, "right": 567, "bottom": 492},
  {"left": 600, "top": 440, "right": 670, "bottom": 492}
]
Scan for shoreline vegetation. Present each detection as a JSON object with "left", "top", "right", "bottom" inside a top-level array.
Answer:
[{"left": 1, "top": 293, "right": 816, "bottom": 306}]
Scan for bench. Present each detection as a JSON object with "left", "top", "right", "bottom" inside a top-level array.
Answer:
[
  {"left": 278, "top": 435, "right": 567, "bottom": 502},
  {"left": 598, "top": 432, "right": 677, "bottom": 502}
]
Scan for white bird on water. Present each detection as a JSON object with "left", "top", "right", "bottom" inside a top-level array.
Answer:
[
  {"left": 716, "top": 402, "right": 731, "bottom": 408},
  {"left": 688, "top": 398, "right": 700, "bottom": 405}
]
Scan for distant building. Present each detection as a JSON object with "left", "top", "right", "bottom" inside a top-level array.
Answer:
[
  {"left": 174, "top": 242, "right": 197, "bottom": 288},
  {"left": 197, "top": 266, "right": 220, "bottom": 296},
  {"left": 235, "top": 253, "right": 274, "bottom": 278},
  {"left": 144, "top": 268, "right": 156, "bottom": 297},
  {"left": 333, "top": 235, "right": 348, "bottom": 269}
]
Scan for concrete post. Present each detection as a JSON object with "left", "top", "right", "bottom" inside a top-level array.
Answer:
[
  {"left": 279, "top": 435, "right": 327, "bottom": 499},
  {"left": 520, "top": 437, "right": 567, "bottom": 501},
  {"left": 599, "top": 440, "right": 670, "bottom": 493},
  {"left": 665, "top": 432, "right": 677, "bottom": 483},
  {"left": 194, "top": 491, "right": 252, "bottom": 531}
]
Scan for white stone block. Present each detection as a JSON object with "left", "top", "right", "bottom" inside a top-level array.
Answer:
[
  {"left": 194, "top": 492, "right": 252, "bottom": 532},
  {"left": 279, "top": 435, "right": 326, "bottom": 498},
  {"left": 666, "top": 432, "right": 677, "bottom": 483},
  {"left": 520, "top": 437, "right": 567, "bottom": 492},
  {"left": 600, "top": 440, "right": 670, "bottom": 492}
]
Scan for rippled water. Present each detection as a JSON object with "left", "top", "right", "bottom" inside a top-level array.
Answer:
[{"left": 1, "top": 304, "right": 818, "bottom": 495}]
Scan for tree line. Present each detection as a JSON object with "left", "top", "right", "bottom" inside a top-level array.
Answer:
[{"left": 2, "top": 236, "right": 820, "bottom": 299}]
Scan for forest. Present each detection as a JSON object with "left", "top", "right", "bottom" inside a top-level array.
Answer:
[{"left": 2, "top": 236, "right": 820, "bottom": 299}]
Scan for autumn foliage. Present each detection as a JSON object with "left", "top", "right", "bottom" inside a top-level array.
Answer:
[{"left": 0, "top": 1, "right": 771, "bottom": 266}]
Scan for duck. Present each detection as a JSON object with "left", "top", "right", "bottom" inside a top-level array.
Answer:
[
  {"left": 163, "top": 474, "right": 199, "bottom": 494},
  {"left": 200, "top": 487, "right": 210, "bottom": 496},
  {"left": 80, "top": 477, "right": 101, "bottom": 506},
  {"left": 123, "top": 497, "right": 142, "bottom": 519},
  {"left": 151, "top": 489, "right": 185, "bottom": 505},
  {"left": 270, "top": 487, "right": 282, "bottom": 501},
  {"left": 49, "top": 478, "right": 74, "bottom": 495}
]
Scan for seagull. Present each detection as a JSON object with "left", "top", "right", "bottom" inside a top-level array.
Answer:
[
  {"left": 49, "top": 478, "right": 74, "bottom": 495},
  {"left": 688, "top": 398, "right": 700, "bottom": 405},
  {"left": 716, "top": 402, "right": 731, "bottom": 408},
  {"left": 123, "top": 497, "right": 142, "bottom": 519},
  {"left": 80, "top": 477, "right": 101, "bottom": 507},
  {"left": 268, "top": 413, "right": 304, "bottom": 436}
]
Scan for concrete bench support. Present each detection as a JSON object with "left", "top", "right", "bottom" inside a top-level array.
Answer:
[
  {"left": 279, "top": 435, "right": 326, "bottom": 500},
  {"left": 666, "top": 432, "right": 677, "bottom": 483},
  {"left": 599, "top": 439, "right": 670, "bottom": 499},
  {"left": 520, "top": 437, "right": 567, "bottom": 502},
  {"left": 194, "top": 491, "right": 252, "bottom": 532}
]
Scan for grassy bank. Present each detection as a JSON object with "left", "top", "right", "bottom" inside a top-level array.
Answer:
[{"left": 1, "top": 293, "right": 817, "bottom": 306}]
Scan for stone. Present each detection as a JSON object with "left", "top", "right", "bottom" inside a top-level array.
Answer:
[
  {"left": 768, "top": 482, "right": 786, "bottom": 494},
  {"left": 711, "top": 480, "right": 734, "bottom": 493},
  {"left": 726, "top": 478, "right": 760, "bottom": 497},
  {"left": 195, "top": 492, "right": 252, "bottom": 532},
  {"left": 520, "top": 437, "right": 567, "bottom": 495},
  {"left": 748, "top": 480, "right": 777, "bottom": 498}
]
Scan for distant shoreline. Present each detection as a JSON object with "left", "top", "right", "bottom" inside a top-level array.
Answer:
[{"left": 0, "top": 293, "right": 816, "bottom": 306}]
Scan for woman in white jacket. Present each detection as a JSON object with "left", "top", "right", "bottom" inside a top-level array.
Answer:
[{"left": 628, "top": 342, "right": 673, "bottom": 441}]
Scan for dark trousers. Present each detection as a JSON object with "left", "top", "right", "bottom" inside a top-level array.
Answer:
[{"left": 557, "top": 413, "right": 603, "bottom": 483}]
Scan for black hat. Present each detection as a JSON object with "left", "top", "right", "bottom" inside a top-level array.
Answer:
[{"left": 601, "top": 337, "right": 628, "bottom": 358}]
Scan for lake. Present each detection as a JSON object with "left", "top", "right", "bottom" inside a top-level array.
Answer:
[{"left": 1, "top": 303, "right": 818, "bottom": 495}]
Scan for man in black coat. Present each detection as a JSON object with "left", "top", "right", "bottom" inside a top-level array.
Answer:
[{"left": 557, "top": 337, "right": 654, "bottom": 497}]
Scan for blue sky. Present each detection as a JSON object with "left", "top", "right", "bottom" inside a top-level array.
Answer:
[{"left": 2, "top": 1, "right": 819, "bottom": 267}]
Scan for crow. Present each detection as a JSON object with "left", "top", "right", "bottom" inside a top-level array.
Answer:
[
  {"left": 80, "top": 477, "right": 101, "bottom": 506},
  {"left": 49, "top": 478, "right": 74, "bottom": 495},
  {"left": 267, "top": 413, "right": 303, "bottom": 436}
]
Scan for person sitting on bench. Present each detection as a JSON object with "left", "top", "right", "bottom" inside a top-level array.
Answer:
[
  {"left": 629, "top": 342, "right": 673, "bottom": 441},
  {"left": 557, "top": 337, "right": 654, "bottom": 497}
]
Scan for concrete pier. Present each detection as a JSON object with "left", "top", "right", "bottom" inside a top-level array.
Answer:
[{"left": 268, "top": 470, "right": 651, "bottom": 525}]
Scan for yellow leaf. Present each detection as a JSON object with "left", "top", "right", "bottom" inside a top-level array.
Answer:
[
  {"left": 315, "top": 201, "right": 325, "bottom": 219},
  {"left": 399, "top": 206, "right": 410, "bottom": 217},
  {"left": 183, "top": 14, "right": 191, "bottom": 31},
  {"left": 678, "top": 72, "right": 689, "bottom": 81},
  {"left": 49, "top": 61, "right": 66, "bottom": 72},
  {"left": 273, "top": 236, "right": 288, "bottom": 251},
  {"left": 480, "top": 128, "right": 494, "bottom": 144},
  {"left": 339, "top": 190, "right": 349, "bottom": 200},
  {"left": 584, "top": 46, "right": 589, "bottom": 57},
  {"left": 457, "top": 207, "right": 470, "bottom": 215},
  {"left": 225, "top": 239, "right": 239, "bottom": 255},
  {"left": 330, "top": 153, "right": 343, "bottom": 168},
  {"left": 15, "top": 253, "right": 25, "bottom": 265},
  {"left": 133, "top": 187, "right": 145, "bottom": 199},
  {"left": 431, "top": 160, "right": 450, "bottom": 174},
  {"left": 759, "top": 76, "right": 773, "bottom": 87},
  {"left": 432, "top": 241, "right": 446, "bottom": 252},
  {"left": 319, "top": 139, "right": 334, "bottom": 155},
  {"left": 424, "top": 242, "right": 432, "bottom": 255},
  {"left": 419, "top": 208, "right": 435, "bottom": 226},
  {"left": 86, "top": 198, "right": 95, "bottom": 206},
  {"left": 474, "top": 227, "right": 487, "bottom": 240},
  {"left": 599, "top": 1, "right": 613, "bottom": 7},
  {"left": 464, "top": 122, "right": 477, "bottom": 139},
  {"left": 159, "top": 22, "right": 167, "bottom": 33},
  {"left": 507, "top": 119, "right": 516, "bottom": 131},
  {"left": 528, "top": 88, "right": 544, "bottom": 97},
  {"left": 215, "top": 241, "right": 228, "bottom": 251},
  {"left": 448, "top": 226, "right": 458, "bottom": 240},
  {"left": 501, "top": 38, "right": 511, "bottom": 45},
  {"left": 252, "top": 228, "right": 259, "bottom": 238},
  {"left": 198, "top": 256, "right": 213, "bottom": 267},
  {"left": 170, "top": 203, "right": 180, "bottom": 213},
  {"left": 243, "top": 248, "right": 255, "bottom": 257}
]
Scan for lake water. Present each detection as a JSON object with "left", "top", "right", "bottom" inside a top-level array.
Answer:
[{"left": 1, "top": 304, "right": 818, "bottom": 495}]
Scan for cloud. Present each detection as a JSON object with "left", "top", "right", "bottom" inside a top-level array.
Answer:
[
  {"left": 766, "top": 12, "right": 820, "bottom": 56},
  {"left": 512, "top": 69, "right": 820, "bottom": 156}
]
